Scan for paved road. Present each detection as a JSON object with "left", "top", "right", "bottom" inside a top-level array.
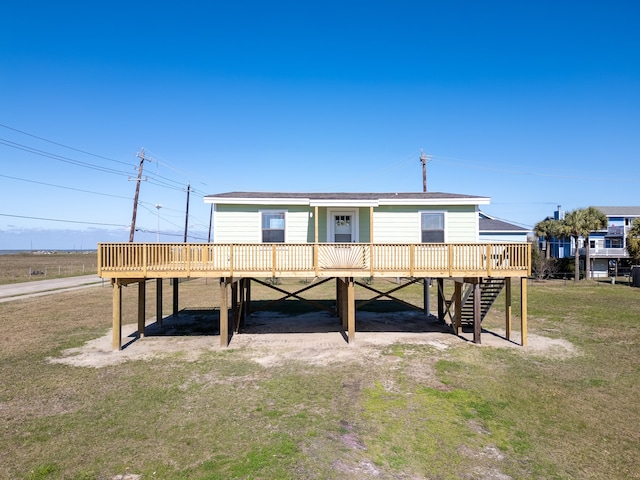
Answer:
[{"left": 0, "top": 275, "right": 107, "bottom": 303}]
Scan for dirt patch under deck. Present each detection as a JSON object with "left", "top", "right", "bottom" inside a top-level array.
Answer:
[{"left": 49, "top": 310, "right": 576, "bottom": 368}]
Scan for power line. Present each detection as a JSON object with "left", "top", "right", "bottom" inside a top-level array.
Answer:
[
  {"left": 0, "top": 173, "right": 131, "bottom": 200},
  {"left": 0, "top": 173, "right": 207, "bottom": 226},
  {"left": 0, "top": 213, "right": 128, "bottom": 228},
  {"left": 134, "top": 227, "right": 208, "bottom": 242},
  {"left": 0, "top": 123, "right": 133, "bottom": 167},
  {"left": 0, "top": 138, "right": 132, "bottom": 177}
]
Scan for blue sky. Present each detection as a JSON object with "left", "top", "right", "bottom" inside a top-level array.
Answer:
[{"left": 1, "top": 0, "right": 639, "bottom": 249}]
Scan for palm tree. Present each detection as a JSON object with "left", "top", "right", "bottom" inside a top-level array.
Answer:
[
  {"left": 534, "top": 218, "right": 560, "bottom": 259},
  {"left": 626, "top": 218, "right": 640, "bottom": 264},
  {"left": 563, "top": 208, "right": 589, "bottom": 282}
]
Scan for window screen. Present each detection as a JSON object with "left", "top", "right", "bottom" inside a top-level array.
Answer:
[
  {"left": 262, "top": 212, "right": 285, "bottom": 242},
  {"left": 421, "top": 213, "right": 444, "bottom": 242}
]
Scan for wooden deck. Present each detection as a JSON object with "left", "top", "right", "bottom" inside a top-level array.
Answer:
[
  {"left": 98, "top": 242, "right": 531, "bottom": 279},
  {"left": 99, "top": 242, "right": 530, "bottom": 351}
]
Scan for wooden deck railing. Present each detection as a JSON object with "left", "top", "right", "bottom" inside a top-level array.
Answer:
[{"left": 98, "top": 242, "right": 531, "bottom": 279}]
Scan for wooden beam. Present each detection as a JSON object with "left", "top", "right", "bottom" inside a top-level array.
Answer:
[
  {"left": 369, "top": 206, "right": 374, "bottom": 243},
  {"left": 231, "top": 280, "right": 239, "bottom": 333},
  {"left": 314, "top": 206, "right": 319, "bottom": 276},
  {"left": 355, "top": 278, "right": 423, "bottom": 311},
  {"left": 505, "top": 277, "right": 512, "bottom": 341},
  {"left": 112, "top": 281, "right": 122, "bottom": 351},
  {"left": 156, "top": 278, "right": 163, "bottom": 327},
  {"left": 250, "top": 277, "right": 335, "bottom": 314},
  {"left": 137, "top": 280, "right": 146, "bottom": 338},
  {"left": 340, "top": 278, "right": 348, "bottom": 329},
  {"left": 437, "top": 279, "right": 445, "bottom": 322},
  {"left": 220, "top": 278, "right": 229, "bottom": 347},
  {"left": 454, "top": 281, "right": 462, "bottom": 335},
  {"left": 423, "top": 278, "right": 430, "bottom": 317},
  {"left": 521, "top": 277, "right": 528, "bottom": 346},
  {"left": 172, "top": 278, "right": 179, "bottom": 316},
  {"left": 238, "top": 278, "right": 247, "bottom": 331},
  {"left": 336, "top": 278, "right": 342, "bottom": 320},
  {"left": 347, "top": 278, "right": 355, "bottom": 343},
  {"left": 245, "top": 278, "right": 251, "bottom": 316},
  {"left": 473, "top": 281, "right": 481, "bottom": 344}
]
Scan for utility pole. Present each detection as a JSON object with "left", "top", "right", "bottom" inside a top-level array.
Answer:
[
  {"left": 129, "top": 148, "right": 149, "bottom": 242},
  {"left": 420, "top": 150, "right": 432, "bottom": 193},
  {"left": 183, "top": 182, "right": 191, "bottom": 243}
]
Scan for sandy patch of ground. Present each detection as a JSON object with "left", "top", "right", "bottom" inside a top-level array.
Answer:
[{"left": 48, "top": 309, "right": 576, "bottom": 368}]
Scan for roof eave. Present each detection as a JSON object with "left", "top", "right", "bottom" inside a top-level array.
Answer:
[{"left": 379, "top": 197, "right": 490, "bottom": 206}]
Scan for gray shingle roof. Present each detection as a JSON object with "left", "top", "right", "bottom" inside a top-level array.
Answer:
[
  {"left": 206, "top": 191, "right": 487, "bottom": 201},
  {"left": 593, "top": 206, "right": 640, "bottom": 217},
  {"left": 479, "top": 217, "right": 529, "bottom": 232}
]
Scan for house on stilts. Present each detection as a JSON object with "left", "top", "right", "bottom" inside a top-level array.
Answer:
[{"left": 98, "top": 191, "right": 531, "bottom": 350}]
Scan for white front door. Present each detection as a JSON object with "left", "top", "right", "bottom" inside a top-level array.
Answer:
[{"left": 331, "top": 211, "right": 357, "bottom": 242}]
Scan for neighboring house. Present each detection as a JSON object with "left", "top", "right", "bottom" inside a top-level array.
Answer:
[
  {"left": 538, "top": 205, "right": 640, "bottom": 278},
  {"left": 204, "top": 191, "right": 491, "bottom": 244},
  {"left": 478, "top": 212, "right": 530, "bottom": 243},
  {"left": 580, "top": 206, "right": 640, "bottom": 278},
  {"left": 538, "top": 206, "right": 572, "bottom": 259}
]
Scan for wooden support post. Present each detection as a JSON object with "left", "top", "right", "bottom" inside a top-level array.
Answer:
[
  {"left": 437, "top": 279, "right": 445, "bottom": 322},
  {"left": 505, "top": 277, "right": 512, "bottom": 341},
  {"left": 340, "top": 278, "right": 348, "bottom": 329},
  {"left": 137, "top": 280, "right": 146, "bottom": 338},
  {"left": 245, "top": 278, "right": 251, "bottom": 316},
  {"left": 347, "top": 278, "right": 355, "bottom": 343},
  {"left": 172, "top": 278, "right": 179, "bottom": 316},
  {"left": 423, "top": 277, "right": 430, "bottom": 317},
  {"left": 336, "top": 278, "right": 342, "bottom": 319},
  {"left": 473, "top": 281, "right": 481, "bottom": 344},
  {"left": 231, "top": 280, "right": 239, "bottom": 333},
  {"left": 156, "top": 278, "right": 163, "bottom": 327},
  {"left": 219, "top": 278, "right": 229, "bottom": 347},
  {"left": 112, "top": 281, "right": 122, "bottom": 351},
  {"left": 454, "top": 281, "right": 462, "bottom": 335},
  {"left": 314, "top": 206, "right": 319, "bottom": 243},
  {"left": 521, "top": 277, "right": 528, "bottom": 346}
]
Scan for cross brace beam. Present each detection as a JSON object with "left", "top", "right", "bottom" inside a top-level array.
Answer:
[{"left": 249, "top": 277, "right": 336, "bottom": 314}]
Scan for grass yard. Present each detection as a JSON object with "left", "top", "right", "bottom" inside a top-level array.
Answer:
[
  {"left": 0, "top": 276, "right": 638, "bottom": 479},
  {"left": 0, "top": 252, "right": 97, "bottom": 285}
]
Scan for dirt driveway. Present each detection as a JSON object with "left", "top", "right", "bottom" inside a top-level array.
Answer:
[{"left": 0, "top": 275, "right": 104, "bottom": 302}]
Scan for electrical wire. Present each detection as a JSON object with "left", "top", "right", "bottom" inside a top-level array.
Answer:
[
  {"left": 0, "top": 123, "right": 133, "bottom": 167},
  {"left": 0, "top": 213, "right": 129, "bottom": 228},
  {"left": 0, "top": 173, "right": 132, "bottom": 200},
  {"left": 0, "top": 138, "right": 132, "bottom": 177}
]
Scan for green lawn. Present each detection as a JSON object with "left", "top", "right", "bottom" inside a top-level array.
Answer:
[{"left": 0, "top": 278, "right": 638, "bottom": 479}]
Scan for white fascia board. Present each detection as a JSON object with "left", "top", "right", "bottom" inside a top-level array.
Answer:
[
  {"left": 379, "top": 197, "right": 491, "bottom": 206},
  {"left": 204, "top": 197, "right": 311, "bottom": 206},
  {"left": 309, "top": 200, "right": 379, "bottom": 207}
]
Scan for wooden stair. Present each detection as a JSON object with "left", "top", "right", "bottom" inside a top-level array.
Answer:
[{"left": 460, "top": 278, "right": 505, "bottom": 324}]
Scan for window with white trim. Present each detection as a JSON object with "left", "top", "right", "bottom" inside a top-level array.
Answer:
[
  {"left": 421, "top": 212, "right": 445, "bottom": 242},
  {"left": 262, "top": 211, "right": 285, "bottom": 242}
]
